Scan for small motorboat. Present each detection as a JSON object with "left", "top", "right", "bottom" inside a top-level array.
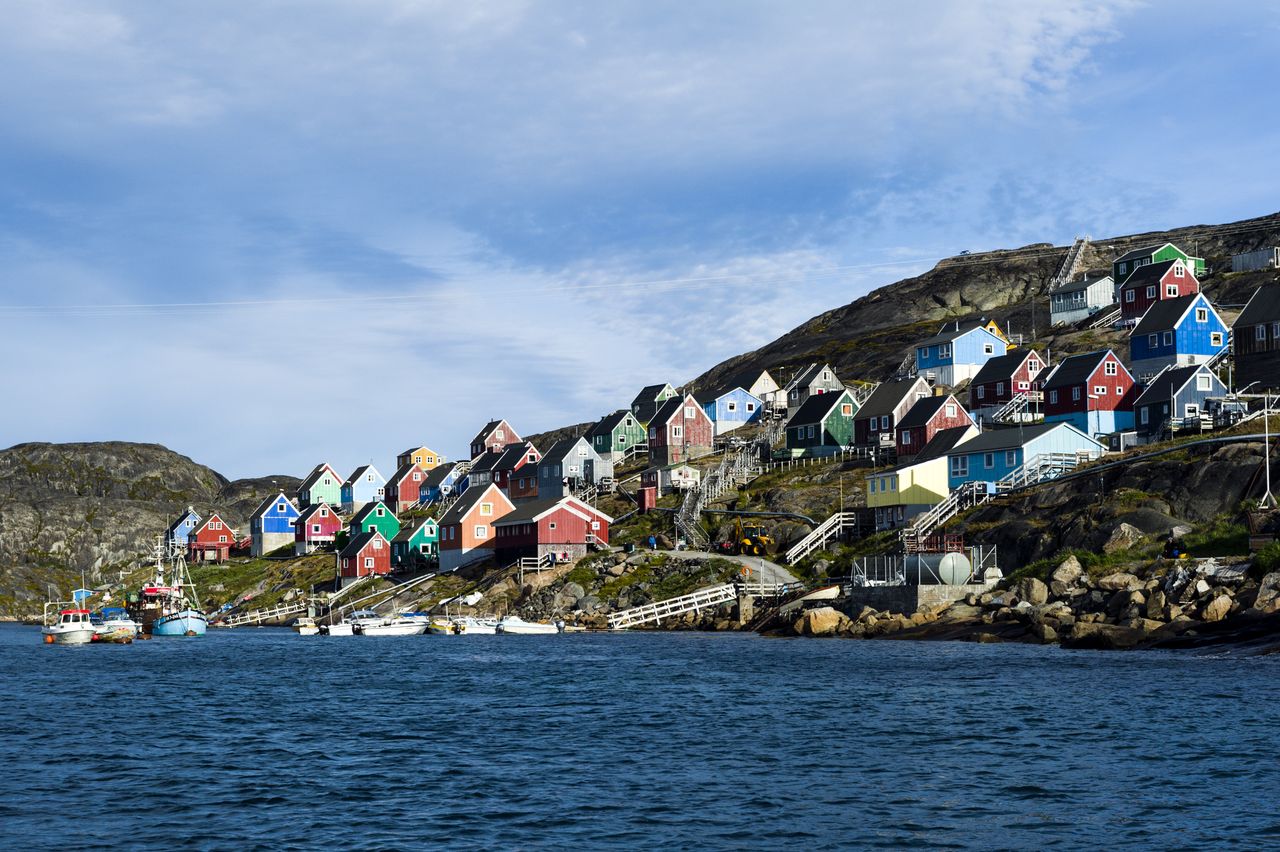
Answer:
[
  {"left": 356, "top": 612, "right": 430, "bottom": 636},
  {"left": 92, "top": 607, "right": 139, "bottom": 643},
  {"left": 452, "top": 616, "right": 499, "bottom": 635},
  {"left": 319, "top": 609, "right": 379, "bottom": 636},
  {"left": 293, "top": 617, "right": 320, "bottom": 636},
  {"left": 495, "top": 615, "right": 561, "bottom": 635},
  {"left": 426, "top": 617, "right": 455, "bottom": 636},
  {"left": 43, "top": 608, "right": 98, "bottom": 645}
]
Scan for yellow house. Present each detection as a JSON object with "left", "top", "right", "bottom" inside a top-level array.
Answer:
[
  {"left": 866, "top": 425, "right": 977, "bottom": 530},
  {"left": 396, "top": 446, "right": 442, "bottom": 471}
]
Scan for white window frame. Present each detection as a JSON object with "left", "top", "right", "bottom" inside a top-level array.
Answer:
[
  {"left": 474, "top": 525, "right": 487, "bottom": 539},
  {"left": 976, "top": 386, "right": 985, "bottom": 399},
  {"left": 1094, "top": 385, "right": 1107, "bottom": 395},
  {"left": 1125, "top": 289, "right": 1135, "bottom": 303},
  {"left": 945, "top": 404, "right": 956, "bottom": 417},
  {"left": 1210, "top": 332, "right": 1223, "bottom": 347},
  {"left": 950, "top": 456, "right": 969, "bottom": 477},
  {"left": 1196, "top": 374, "right": 1212, "bottom": 391},
  {"left": 983, "top": 453, "right": 994, "bottom": 469},
  {"left": 1072, "top": 387, "right": 1081, "bottom": 401},
  {"left": 1146, "top": 285, "right": 1156, "bottom": 299},
  {"left": 1104, "top": 361, "right": 1118, "bottom": 376},
  {"left": 1163, "top": 331, "right": 1173, "bottom": 346},
  {"left": 1195, "top": 308, "right": 1208, "bottom": 323},
  {"left": 480, "top": 502, "right": 493, "bottom": 516},
  {"left": 1005, "top": 450, "right": 1017, "bottom": 467}
]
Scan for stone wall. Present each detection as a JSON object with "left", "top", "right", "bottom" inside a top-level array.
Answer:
[{"left": 843, "top": 582, "right": 995, "bottom": 616}]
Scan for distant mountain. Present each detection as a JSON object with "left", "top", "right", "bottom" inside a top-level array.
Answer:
[{"left": 0, "top": 441, "right": 298, "bottom": 616}]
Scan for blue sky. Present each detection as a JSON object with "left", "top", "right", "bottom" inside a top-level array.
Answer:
[{"left": 1, "top": 1, "right": 1278, "bottom": 479}]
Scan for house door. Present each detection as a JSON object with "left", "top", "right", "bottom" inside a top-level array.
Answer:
[{"left": 583, "top": 459, "right": 595, "bottom": 483}]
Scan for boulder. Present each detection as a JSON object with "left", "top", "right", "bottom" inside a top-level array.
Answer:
[
  {"left": 1030, "top": 621, "right": 1058, "bottom": 644},
  {"left": 1014, "top": 577, "right": 1049, "bottom": 607},
  {"left": 1049, "top": 555, "right": 1084, "bottom": 596},
  {"left": 1201, "top": 595, "right": 1232, "bottom": 623},
  {"left": 1103, "top": 523, "right": 1146, "bottom": 553},
  {"left": 795, "top": 606, "right": 849, "bottom": 637},
  {"left": 1145, "top": 589, "right": 1167, "bottom": 620},
  {"left": 1098, "top": 572, "right": 1143, "bottom": 592},
  {"left": 1253, "top": 572, "right": 1280, "bottom": 614},
  {"left": 1061, "top": 621, "right": 1150, "bottom": 650},
  {"left": 605, "top": 561, "right": 627, "bottom": 577}
]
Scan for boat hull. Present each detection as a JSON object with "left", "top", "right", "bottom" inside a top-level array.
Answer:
[
  {"left": 356, "top": 622, "right": 428, "bottom": 636},
  {"left": 496, "top": 618, "right": 560, "bottom": 635},
  {"left": 43, "top": 626, "right": 97, "bottom": 645},
  {"left": 152, "top": 610, "right": 209, "bottom": 637}
]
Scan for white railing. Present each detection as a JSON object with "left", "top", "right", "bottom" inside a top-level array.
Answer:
[
  {"left": 608, "top": 584, "right": 737, "bottom": 629},
  {"left": 900, "top": 481, "right": 988, "bottom": 546},
  {"left": 1087, "top": 307, "right": 1121, "bottom": 329},
  {"left": 784, "top": 511, "right": 863, "bottom": 563},
  {"left": 1051, "top": 236, "right": 1090, "bottom": 290},
  {"left": 894, "top": 352, "right": 918, "bottom": 380},
  {"left": 219, "top": 600, "right": 308, "bottom": 627}
]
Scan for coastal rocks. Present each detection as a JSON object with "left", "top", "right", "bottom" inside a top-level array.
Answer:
[
  {"left": 1098, "top": 572, "right": 1143, "bottom": 592},
  {"left": 1103, "top": 523, "right": 1145, "bottom": 553},
  {"left": 1014, "top": 577, "right": 1049, "bottom": 607},
  {"left": 1201, "top": 595, "right": 1232, "bottom": 623},
  {"left": 1050, "top": 555, "right": 1084, "bottom": 596},
  {"left": 1253, "top": 572, "right": 1280, "bottom": 614},
  {"left": 794, "top": 606, "right": 850, "bottom": 637},
  {"left": 1061, "top": 621, "right": 1149, "bottom": 650},
  {"left": 1030, "top": 621, "right": 1057, "bottom": 644}
]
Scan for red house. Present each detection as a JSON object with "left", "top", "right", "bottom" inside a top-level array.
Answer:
[
  {"left": 337, "top": 531, "right": 391, "bottom": 587},
  {"left": 1041, "top": 349, "right": 1137, "bottom": 434},
  {"left": 895, "top": 393, "right": 975, "bottom": 462},
  {"left": 969, "top": 349, "right": 1047, "bottom": 410},
  {"left": 1119, "top": 259, "right": 1199, "bottom": 322},
  {"left": 188, "top": 513, "right": 234, "bottom": 563},
  {"left": 647, "top": 393, "right": 714, "bottom": 466},
  {"left": 295, "top": 502, "right": 342, "bottom": 555},
  {"left": 385, "top": 463, "right": 427, "bottom": 513},
  {"left": 507, "top": 464, "right": 540, "bottom": 502},
  {"left": 492, "top": 442, "right": 542, "bottom": 491},
  {"left": 853, "top": 377, "right": 932, "bottom": 448},
  {"left": 469, "top": 419, "right": 521, "bottom": 459},
  {"left": 493, "top": 496, "right": 613, "bottom": 565}
]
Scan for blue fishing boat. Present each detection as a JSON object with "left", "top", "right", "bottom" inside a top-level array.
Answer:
[{"left": 130, "top": 537, "right": 209, "bottom": 637}]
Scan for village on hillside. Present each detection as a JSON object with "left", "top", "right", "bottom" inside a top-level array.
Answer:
[{"left": 159, "top": 241, "right": 1280, "bottom": 625}]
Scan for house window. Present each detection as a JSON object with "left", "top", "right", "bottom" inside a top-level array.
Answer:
[
  {"left": 1174, "top": 264, "right": 1184, "bottom": 278},
  {"left": 619, "top": 436, "right": 627, "bottom": 445},
  {"left": 219, "top": 535, "right": 227, "bottom": 543},
  {"left": 1140, "top": 408, "right": 1150, "bottom": 425},
  {"left": 373, "top": 538, "right": 382, "bottom": 549},
  {"left": 879, "top": 415, "right": 889, "bottom": 430},
  {"left": 312, "top": 524, "right": 321, "bottom": 533},
  {"left": 1146, "top": 285, "right": 1156, "bottom": 299},
  {"left": 806, "top": 425, "right": 815, "bottom": 438},
  {"left": 977, "top": 386, "right": 985, "bottom": 399},
  {"left": 649, "top": 426, "right": 657, "bottom": 439},
  {"left": 1126, "top": 290, "right": 1135, "bottom": 303},
  {"left": 1166, "top": 284, "right": 1178, "bottom": 297},
  {"left": 747, "top": 403, "right": 756, "bottom": 412},
  {"left": 950, "top": 456, "right": 969, "bottom": 477},
  {"left": 474, "top": 525, "right": 487, "bottom": 539},
  {"left": 1197, "top": 374, "right": 1212, "bottom": 391},
  {"left": 591, "top": 521, "right": 601, "bottom": 530},
  {"left": 889, "top": 479, "right": 896, "bottom": 492},
  {"left": 364, "top": 557, "right": 374, "bottom": 569},
  {"left": 996, "top": 382, "right": 1004, "bottom": 396},
  {"left": 842, "top": 404, "right": 853, "bottom": 416},
  {"left": 685, "top": 407, "right": 695, "bottom": 418},
  {"left": 376, "top": 507, "right": 385, "bottom": 516},
  {"left": 1017, "top": 381, "right": 1029, "bottom": 391},
  {"left": 211, "top": 521, "right": 221, "bottom": 530},
  {"left": 1072, "top": 387, "right": 1081, "bottom": 401},
  {"left": 1163, "top": 331, "right": 1173, "bottom": 346},
  {"left": 277, "top": 503, "right": 286, "bottom": 512},
  {"left": 984, "top": 453, "right": 994, "bottom": 469},
  {"left": 1005, "top": 451, "right": 1017, "bottom": 466},
  {"left": 577, "top": 447, "right": 587, "bottom": 457},
  {"left": 945, "top": 404, "right": 956, "bottom": 417},
  {"left": 672, "top": 425, "right": 683, "bottom": 439},
  {"left": 1195, "top": 308, "right": 1208, "bottom": 323},
  {"left": 1148, "top": 333, "right": 1159, "bottom": 347},
  {"left": 919, "top": 346, "right": 930, "bottom": 359},
  {"left": 823, "top": 371, "right": 830, "bottom": 380},
  {"left": 1258, "top": 325, "right": 1268, "bottom": 341},
  {"left": 869, "top": 479, "right": 877, "bottom": 493},
  {"left": 480, "top": 503, "right": 493, "bottom": 516},
  {"left": 726, "top": 402, "right": 737, "bottom": 412},
  {"left": 413, "top": 473, "right": 422, "bottom": 481},
  {"left": 1210, "top": 332, "right": 1223, "bottom": 347},
  {"left": 320, "top": 508, "right": 328, "bottom": 517},
  {"left": 1115, "top": 385, "right": 1123, "bottom": 395},
  {"left": 366, "top": 474, "right": 373, "bottom": 481},
  {"left": 1119, "top": 262, "right": 1127, "bottom": 276},
  {"left": 940, "top": 344, "right": 952, "bottom": 358},
  {"left": 1094, "top": 385, "right": 1107, "bottom": 395},
  {"left": 984, "top": 344, "right": 994, "bottom": 355},
  {"left": 1273, "top": 322, "right": 1280, "bottom": 338},
  {"left": 1104, "top": 361, "right": 1117, "bottom": 376},
  {"left": 549, "top": 522, "right": 557, "bottom": 530},
  {"left": 495, "top": 430, "right": 504, "bottom": 441},
  {"left": 1050, "top": 390, "right": 1059, "bottom": 404},
  {"left": 901, "top": 432, "right": 912, "bottom": 445},
  {"left": 324, "top": 478, "right": 331, "bottom": 485}
]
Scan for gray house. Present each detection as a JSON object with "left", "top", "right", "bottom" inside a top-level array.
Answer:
[
  {"left": 783, "top": 363, "right": 844, "bottom": 415},
  {"left": 1050, "top": 273, "right": 1115, "bottom": 326},
  {"left": 1132, "top": 364, "right": 1227, "bottom": 442},
  {"left": 537, "top": 437, "right": 614, "bottom": 500}
]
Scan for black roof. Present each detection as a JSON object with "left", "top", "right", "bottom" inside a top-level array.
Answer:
[
  {"left": 910, "top": 425, "right": 976, "bottom": 465},
  {"left": 339, "top": 530, "right": 383, "bottom": 558},
  {"left": 166, "top": 507, "right": 199, "bottom": 536},
  {"left": 350, "top": 500, "right": 394, "bottom": 525},
  {"left": 422, "top": 462, "right": 458, "bottom": 489},
  {"left": 492, "top": 497, "right": 574, "bottom": 526},
  {"left": 297, "top": 502, "right": 339, "bottom": 523},
  {"left": 1133, "top": 365, "right": 1213, "bottom": 408},
  {"left": 1235, "top": 285, "right": 1280, "bottom": 328},
  {"left": 896, "top": 395, "right": 952, "bottom": 429},
  {"left": 946, "top": 422, "right": 1073, "bottom": 454},
  {"left": 468, "top": 452, "right": 502, "bottom": 474},
  {"left": 1040, "top": 351, "right": 1114, "bottom": 391},
  {"left": 587, "top": 410, "right": 632, "bottom": 438},
  {"left": 298, "top": 463, "right": 338, "bottom": 493},
  {"left": 343, "top": 464, "right": 380, "bottom": 487},
  {"left": 469, "top": 419, "right": 507, "bottom": 446},
  {"left": 1113, "top": 243, "right": 1167, "bottom": 265},
  {"left": 393, "top": 517, "right": 436, "bottom": 543},
  {"left": 1053, "top": 272, "right": 1112, "bottom": 294},
  {"left": 1119, "top": 259, "right": 1179, "bottom": 289},
  {"left": 541, "top": 437, "right": 591, "bottom": 465},
  {"left": 1131, "top": 294, "right": 1204, "bottom": 336},
  {"left": 787, "top": 389, "right": 852, "bottom": 427},
  {"left": 703, "top": 369, "right": 772, "bottom": 401},
  {"left": 632, "top": 384, "right": 674, "bottom": 405},
  {"left": 650, "top": 394, "right": 696, "bottom": 426},
  {"left": 493, "top": 442, "right": 537, "bottom": 472},
  {"left": 970, "top": 351, "right": 1037, "bottom": 387},
  {"left": 856, "top": 378, "right": 930, "bottom": 420},
  {"left": 786, "top": 363, "right": 837, "bottom": 391}
]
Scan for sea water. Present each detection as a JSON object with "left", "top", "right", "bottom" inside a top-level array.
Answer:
[{"left": 2, "top": 624, "right": 1277, "bottom": 849}]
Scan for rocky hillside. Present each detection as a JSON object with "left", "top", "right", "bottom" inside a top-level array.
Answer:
[
  {"left": 690, "top": 210, "right": 1280, "bottom": 393},
  {"left": 0, "top": 441, "right": 298, "bottom": 615}
]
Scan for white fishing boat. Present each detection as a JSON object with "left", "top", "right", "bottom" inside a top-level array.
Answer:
[
  {"left": 42, "top": 607, "right": 98, "bottom": 645},
  {"left": 320, "top": 609, "right": 379, "bottom": 636},
  {"left": 495, "top": 615, "right": 562, "bottom": 635},
  {"left": 356, "top": 612, "right": 429, "bottom": 636},
  {"left": 92, "top": 607, "right": 140, "bottom": 643},
  {"left": 293, "top": 617, "right": 320, "bottom": 636}
]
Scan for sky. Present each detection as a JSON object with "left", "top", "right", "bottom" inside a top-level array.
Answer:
[{"left": 1, "top": 1, "right": 1278, "bottom": 479}]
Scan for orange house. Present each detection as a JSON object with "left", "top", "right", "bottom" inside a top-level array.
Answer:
[{"left": 437, "top": 484, "right": 515, "bottom": 572}]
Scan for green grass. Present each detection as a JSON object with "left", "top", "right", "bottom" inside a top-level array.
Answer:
[{"left": 1181, "top": 517, "right": 1249, "bottom": 558}]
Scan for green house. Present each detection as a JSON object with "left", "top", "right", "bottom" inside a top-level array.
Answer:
[
  {"left": 393, "top": 517, "right": 438, "bottom": 565},
  {"left": 587, "top": 410, "right": 648, "bottom": 462},
  {"left": 348, "top": 501, "right": 401, "bottom": 542},
  {"left": 297, "top": 462, "right": 343, "bottom": 508},
  {"left": 785, "top": 389, "right": 859, "bottom": 453},
  {"left": 1113, "top": 242, "right": 1205, "bottom": 286},
  {"left": 630, "top": 383, "right": 678, "bottom": 425}
]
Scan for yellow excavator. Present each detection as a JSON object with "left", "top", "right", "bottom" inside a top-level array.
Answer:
[{"left": 715, "top": 518, "right": 775, "bottom": 556}]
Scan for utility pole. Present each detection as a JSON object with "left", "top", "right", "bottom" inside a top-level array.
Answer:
[{"left": 1263, "top": 392, "right": 1276, "bottom": 509}]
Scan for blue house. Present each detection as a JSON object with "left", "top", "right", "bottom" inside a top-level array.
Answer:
[
  {"left": 946, "top": 422, "right": 1105, "bottom": 491},
  {"left": 701, "top": 386, "right": 765, "bottom": 436},
  {"left": 915, "top": 320, "right": 1009, "bottom": 386},
  {"left": 250, "top": 491, "right": 301, "bottom": 557},
  {"left": 419, "top": 462, "right": 465, "bottom": 505},
  {"left": 165, "top": 506, "right": 201, "bottom": 550},
  {"left": 1132, "top": 365, "right": 1229, "bottom": 442},
  {"left": 1128, "top": 293, "right": 1228, "bottom": 379},
  {"left": 340, "top": 464, "right": 386, "bottom": 513}
]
